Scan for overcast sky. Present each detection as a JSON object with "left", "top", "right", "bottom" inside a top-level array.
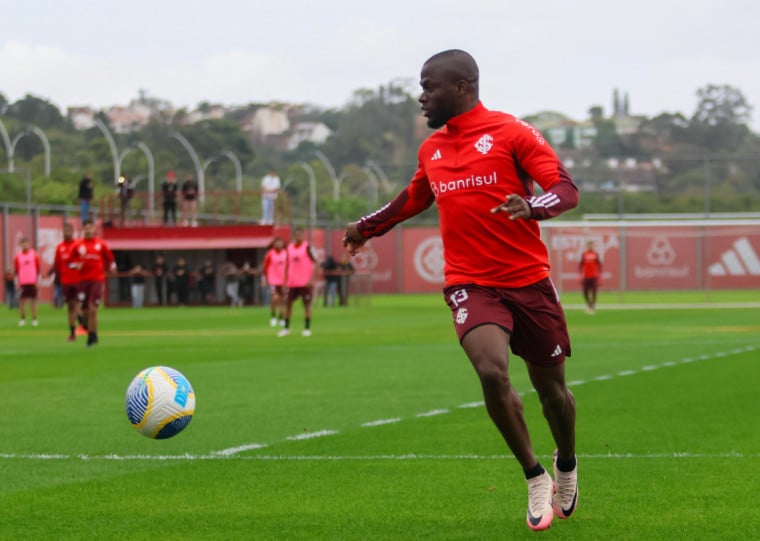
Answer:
[{"left": 2, "top": 0, "right": 759, "bottom": 131}]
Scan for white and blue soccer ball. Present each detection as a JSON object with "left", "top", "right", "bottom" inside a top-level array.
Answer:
[{"left": 125, "top": 366, "right": 196, "bottom": 439}]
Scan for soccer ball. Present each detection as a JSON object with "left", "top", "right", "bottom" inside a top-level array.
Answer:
[{"left": 125, "top": 366, "right": 196, "bottom": 439}]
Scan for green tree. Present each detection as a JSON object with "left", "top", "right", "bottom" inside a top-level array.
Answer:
[
  {"left": 5, "top": 94, "right": 71, "bottom": 131},
  {"left": 689, "top": 84, "right": 752, "bottom": 151}
]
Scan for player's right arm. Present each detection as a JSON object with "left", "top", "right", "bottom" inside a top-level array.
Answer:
[{"left": 344, "top": 168, "right": 434, "bottom": 254}]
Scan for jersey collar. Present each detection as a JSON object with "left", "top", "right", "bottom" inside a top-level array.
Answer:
[{"left": 445, "top": 101, "right": 487, "bottom": 133}]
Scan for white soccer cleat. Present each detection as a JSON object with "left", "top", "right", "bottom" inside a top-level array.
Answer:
[
  {"left": 277, "top": 328, "right": 290, "bottom": 337},
  {"left": 270, "top": 317, "right": 277, "bottom": 327},
  {"left": 526, "top": 471, "right": 554, "bottom": 531},
  {"left": 302, "top": 329, "right": 312, "bottom": 337},
  {"left": 552, "top": 451, "right": 578, "bottom": 519},
  {"left": 31, "top": 319, "right": 39, "bottom": 327},
  {"left": 18, "top": 319, "right": 25, "bottom": 327}
]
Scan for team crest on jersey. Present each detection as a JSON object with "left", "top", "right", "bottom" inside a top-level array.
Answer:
[{"left": 474, "top": 134, "right": 493, "bottom": 155}]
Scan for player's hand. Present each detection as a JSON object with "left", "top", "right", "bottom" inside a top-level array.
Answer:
[
  {"left": 491, "top": 194, "right": 531, "bottom": 220},
  {"left": 343, "top": 222, "right": 366, "bottom": 256}
]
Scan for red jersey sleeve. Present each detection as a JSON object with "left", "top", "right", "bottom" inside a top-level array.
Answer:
[
  {"left": 357, "top": 165, "right": 435, "bottom": 239},
  {"left": 510, "top": 119, "right": 578, "bottom": 220}
]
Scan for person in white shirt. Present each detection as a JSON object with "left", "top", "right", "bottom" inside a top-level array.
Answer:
[{"left": 260, "top": 169, "right": 281, "bottom": 225}]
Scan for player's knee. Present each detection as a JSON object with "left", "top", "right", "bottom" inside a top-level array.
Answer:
[{"left": 474, "top": 358, "right": 510, "bottom": 390}]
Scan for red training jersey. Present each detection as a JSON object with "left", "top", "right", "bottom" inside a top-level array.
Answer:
[
  {"left": 579, "top": 250, "right": 602, "bottom": 279},
  {"left": 54, "top": 239, "right": 80, "bottom": 285},
  {"left": 358, "top": 102, "right": 578, "bottom": 288},
  {"left": 71, "top": 237, "right": 115, "bottom": 282}
]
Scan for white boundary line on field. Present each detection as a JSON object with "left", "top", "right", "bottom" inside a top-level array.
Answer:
[
  {"left": 565, "top": 302, "right": 760, "bottom": 310},
  {"left": 1, "top": 344, "right": 756, "bottom": 462},
  {"left": 0, "top": 451, "right": 758, "bottom": 461}
]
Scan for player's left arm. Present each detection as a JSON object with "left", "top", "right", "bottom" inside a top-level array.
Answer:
[
  {"left": 104, "top": 244, "right": 117, "bottom": 273},
  {"left": 491, "top": 121, "right": 578, "bottom": 220}
]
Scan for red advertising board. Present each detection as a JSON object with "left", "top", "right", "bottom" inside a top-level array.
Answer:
[
  {"left": 401, "top": 228, "right": 445, "bottom": 293},
  {"left": 702, "top": 225, "right": 760, "bottom": 289},
  {"left": 624, "top": 226, "right": 699, "bottom": 290}
]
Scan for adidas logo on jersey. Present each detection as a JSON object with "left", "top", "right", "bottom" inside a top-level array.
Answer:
[
  {"left": 430, "top": 149, "right": 442, "bottom": 161},
  {"left": 708, "top": 237, "right": 760, "bottom": 276}
]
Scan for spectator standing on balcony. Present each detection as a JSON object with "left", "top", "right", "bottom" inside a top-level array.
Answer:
[
  {"left": 162, "top": 171, "right": 179, "bottom": 225},
  {"left": 78, "top": 172, "right": 94, "bottom": 225},
  {"left": 260, "top": 169, "right": 281, "bottom": 225},
  {"left": 181, "top": 175, "right": 199, "bottom": 226},
  {"left": 14, "top": 237, "right": 41, "bottom": 327},
  {"left": 117, "top": 175, "right": 134, "bottom": 227}
]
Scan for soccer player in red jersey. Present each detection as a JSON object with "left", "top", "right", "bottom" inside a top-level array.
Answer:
[
  {"left": 53, "top": 222, "right": 82, "bottom": 341},
  {"left": 70, "top": 219, "right": 116, "bottom": 347},
  {"left": 344, "top": 50, "right": 578, "bottom": 531},
  {"left": 579, "top": 241, "right": 602, "bottom": 314}
]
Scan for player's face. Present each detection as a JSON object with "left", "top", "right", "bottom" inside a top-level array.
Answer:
[
  {"left": 83, "top": 223, "right": 95, "bottom": 239},
  {"left": 63, "top": 225, "right": 74, "bottom": 241},
  {"left": 419, "top": 63, "right": 461, "bottom": 129}
]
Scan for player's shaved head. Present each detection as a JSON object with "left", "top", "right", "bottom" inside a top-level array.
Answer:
[{"left": 423, "top": 49, "right": 479, "bottom": 91}]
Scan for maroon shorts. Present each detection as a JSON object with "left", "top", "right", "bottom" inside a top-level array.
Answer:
[
  {"left": 443, "top": 278, "right": 571, "bottom": 366},
  {"left": 78, "top": 280, "right": 104, "bottom": 306},
  {"left": 582, "top": 277, "right": 599, "bottom": 293},
  {"left": 19, "top": 284, "right": 38, "bottom": 299},
  {"left": 269, "top": 284, "right": 285, "bottom": 297},
  {"left": 287, "top": 285, "right": 313, "bottom": 305},
  {"left": 62, "top": 283, "right": 79, "bottom": 303}
]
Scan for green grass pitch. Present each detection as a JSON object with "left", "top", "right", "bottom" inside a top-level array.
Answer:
[{"left": 1, "top": 292, "right": 758, "bottom": 540}]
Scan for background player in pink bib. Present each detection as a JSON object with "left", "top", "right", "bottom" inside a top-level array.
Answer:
[
  {"left": 13, "top": 237, "right": 40, "bottom": 327},
  {"left": 278, "top": 227, "right": 316, "bottom": 337}
]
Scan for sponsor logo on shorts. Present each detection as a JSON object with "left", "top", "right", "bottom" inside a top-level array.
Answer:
[{"left": 456, "top": 307, "right": 468, "bottom": 325}]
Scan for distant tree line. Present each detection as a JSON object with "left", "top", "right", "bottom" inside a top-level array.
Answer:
[{"left": 0, "top": 81, "right": 758, "bottom": 224}]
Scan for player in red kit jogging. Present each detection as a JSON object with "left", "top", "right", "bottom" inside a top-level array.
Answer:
[
  {"left": 344, "top": 50, "right": 578, "bottom": 532},
  {"left": 53, "top": 222, "right": 82, "bottom": 341},
  {"left": 70, "top": 219, "right": 116, "bottom": 347},
  {"left": 579, "top": 241, "right": 602, "bottom": 314}
]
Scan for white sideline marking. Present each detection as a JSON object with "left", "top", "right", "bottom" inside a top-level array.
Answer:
[
  {"left": 286, "top": 429, "right": 338, "bottom": 441},
  {"left": 1, "top": 452, "right": 757, "bottom": 461},
  {"left": 618, "top": 370, "right": 637, "bottom": 376},
  {"left": 457, "top": 401, "right": 485, "bottom": 409},
  {"left": 416, "top": 409, "right": 449, "bottom": 418},
  {"left": 361, "top": 418, "right": 401, "bottom": 427},
  {"left": 214, "top": 443, "right": 268, "bottom": 456}
]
